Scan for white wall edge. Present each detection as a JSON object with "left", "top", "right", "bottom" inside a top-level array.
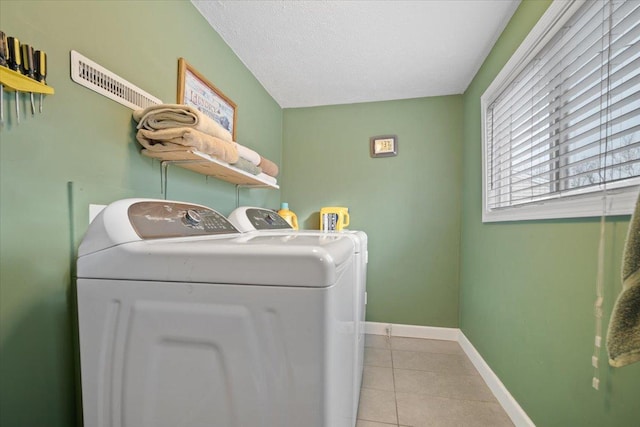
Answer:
[{"left": 365, "top": 322, "right": 534, "bottom": 427}]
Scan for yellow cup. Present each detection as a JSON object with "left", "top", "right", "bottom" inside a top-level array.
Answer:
[{"left": 320, "top": 207, "right": 350, "bottom": 231}]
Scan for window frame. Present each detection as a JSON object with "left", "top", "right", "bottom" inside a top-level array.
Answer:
[{"left": 481, "top": 0, "right": 639, "bottom": 223}]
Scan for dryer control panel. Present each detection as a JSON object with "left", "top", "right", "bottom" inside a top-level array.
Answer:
[
  {"left": 128, "top": 201, "right": 239, "bottom": 239},
  {"left": 228, "top": 207, "right": 293, "bottom": 232}
]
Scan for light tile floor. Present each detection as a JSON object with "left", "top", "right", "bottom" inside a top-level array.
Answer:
[{"left": 356, "top": 334, "right": 514, "bottom": 427}]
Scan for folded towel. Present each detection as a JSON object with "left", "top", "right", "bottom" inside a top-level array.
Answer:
[
  {"left": 234, "top": 143, "right": 262, "bottom": 166},
  {"left": 258, "top": 155, "right": 279, "bottom": 177},
  {"left": 607, "top": 191, "right": 640, "bottom": 367},
  {"left": 136, "top": 127, "right": 239, "bottom": 164},
  {"left": 133, "top": 104, "right": 233, "bottom": 143},
  {"left": 230, "top": 157, "right": 262, "bottom": 176}
]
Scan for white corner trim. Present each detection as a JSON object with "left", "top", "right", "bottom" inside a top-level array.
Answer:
[
  {"left": 364, "top": 322, "right": 534, "bottom": 427},
  {"left": 458, "top": 332, "right": 535, "bottom": 427}
]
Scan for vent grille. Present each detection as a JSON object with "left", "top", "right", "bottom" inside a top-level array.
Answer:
[{"left": 70, "top": 50, "right": 162, "bottom": 110}]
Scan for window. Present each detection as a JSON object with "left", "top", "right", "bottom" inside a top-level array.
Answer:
[{"left": 481, "top": 0, "right": 640, "bottom": 222}]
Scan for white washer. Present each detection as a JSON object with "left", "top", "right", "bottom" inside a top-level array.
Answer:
[
  {"left": 228, "top": 207, "right": 368, "bottom": 420},
  {"left": 76, "top": 199, "right": 357, "bottom": 427}
]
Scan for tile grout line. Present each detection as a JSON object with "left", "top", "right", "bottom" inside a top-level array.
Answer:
[
  {"left": 388, "top": 335, "right": 401, "bottom": 427},
  {"left": 364, "top": 333, "right": 515, "bottom": 427}
]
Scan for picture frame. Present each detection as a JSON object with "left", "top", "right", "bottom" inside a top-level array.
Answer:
[
  {"left": 177, "top": 58, "right": 237, "bottom": 140},
  {"left": 370, "top": 135, "right": 398, "bottom": 158}
]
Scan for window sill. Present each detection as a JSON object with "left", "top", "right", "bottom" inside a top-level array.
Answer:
[{"left": 482, "top": 184, "right": 639, "bottom": 223}]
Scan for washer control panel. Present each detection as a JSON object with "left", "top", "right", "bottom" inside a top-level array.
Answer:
[
  {"left": 247, "top": 208, "right": 292, "bottom": 229},
  {"left": 128, "top": 201, "right": 239, "bottom": 239},
  {"left": 228, "top": 207, "right": 293, "bottom": 232}
]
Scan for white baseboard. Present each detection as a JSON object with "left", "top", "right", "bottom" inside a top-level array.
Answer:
[
  {"left": 365, "top": 321, "right": 459, "bottom": 341},
  {"left": 457, "top": 333, "right": 535, "bottom": 427},
  {"left": 365, "top": 321, "right": 534, "bottom": 427}
]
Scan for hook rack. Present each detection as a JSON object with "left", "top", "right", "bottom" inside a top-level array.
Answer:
[{"left": 0, "top": 67, "right": 54, "bottom": 94}]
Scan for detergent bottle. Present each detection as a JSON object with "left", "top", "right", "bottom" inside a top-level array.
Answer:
[
  {"left": 320, "top": 206, "right": 350, "bottom": 231},
  {"left": 278, "top": 202, "right": 299, "bottom": 230}
]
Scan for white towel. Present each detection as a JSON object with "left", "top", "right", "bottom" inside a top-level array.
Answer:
[{"left": 234, "top": 142, "right": 262, "bottom": 166}]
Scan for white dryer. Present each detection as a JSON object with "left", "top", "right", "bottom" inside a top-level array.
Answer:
[
  {"left": 227, "top": 207, "right": 368, "bottom": 419},
  {"left": 76, "top": 199, "right": 357, "bottom": 427}
]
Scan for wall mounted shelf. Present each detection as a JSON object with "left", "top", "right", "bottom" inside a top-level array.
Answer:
[{"left": 141, "top": 149, "right": 279, "bottom": 204}]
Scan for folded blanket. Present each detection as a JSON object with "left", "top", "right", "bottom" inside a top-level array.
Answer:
[
  {"left": 607, "top": 191, "right": 640, "bottom": 367},
  {"left": 235, "top": 143, "right": 261, "bottom": 166},
  {"left": 259, "top": 155, "right": 279, "bottom": 177},
  {"left": 133, "top": 104, "right": 233, "bottom": 142},
  {"left": 231, "top": 157, "right": 262, "bottom": 176},
  {"left": 136, "top": 127, "right": 239, "bottom": 164}
]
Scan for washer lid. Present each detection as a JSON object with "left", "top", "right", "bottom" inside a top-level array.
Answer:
[
  {"left": 78, "top": 198, "right": 240, "bottom": 256},
  {"left": 77, "top": 233, "right": 355, "bottom": 287}
]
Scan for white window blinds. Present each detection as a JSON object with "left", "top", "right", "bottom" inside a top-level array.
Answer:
[{"left": 482, "top": 0, "right": 640, "bottom": 221}]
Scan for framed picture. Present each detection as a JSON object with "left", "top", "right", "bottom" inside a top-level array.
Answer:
[
  {"left": 370, "top": 135, "right": 398, "bottom": 158},
  {"left": 177, "top": 58, "right": 237, "bottom": 140}
]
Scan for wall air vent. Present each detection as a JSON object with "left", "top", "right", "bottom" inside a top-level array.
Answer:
[{"left": 70, "top": 50, "right": 162, "bottom": 110}]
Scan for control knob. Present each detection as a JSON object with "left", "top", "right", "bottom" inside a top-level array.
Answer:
[
  {"left": 184, "top": 209, "right": 202, "bottom": 226},
  {"left": 265, "top": 213, "right": 276, "bottom": 225}
]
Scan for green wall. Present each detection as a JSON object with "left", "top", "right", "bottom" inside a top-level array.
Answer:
[
  {"left": 460, "top": 1, "right": 640, "bottom": 425},
  {"left": 3, "top": 0, "right": 639, "bottom": 426},
  {"left": 0, "top": 1, "right": 282, "bottom": 426},
  {"left": 282, "top": 97, "right": 463, "bottom": 327}
]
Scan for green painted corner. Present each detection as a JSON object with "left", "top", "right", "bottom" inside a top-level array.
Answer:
[{"left": 2, "top": 0, "right": 639, "bottom": 426}]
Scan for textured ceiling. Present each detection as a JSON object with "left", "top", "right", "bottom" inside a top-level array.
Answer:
[{"left": 192, "top": 0, "right": 520, "bottom": 108}]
